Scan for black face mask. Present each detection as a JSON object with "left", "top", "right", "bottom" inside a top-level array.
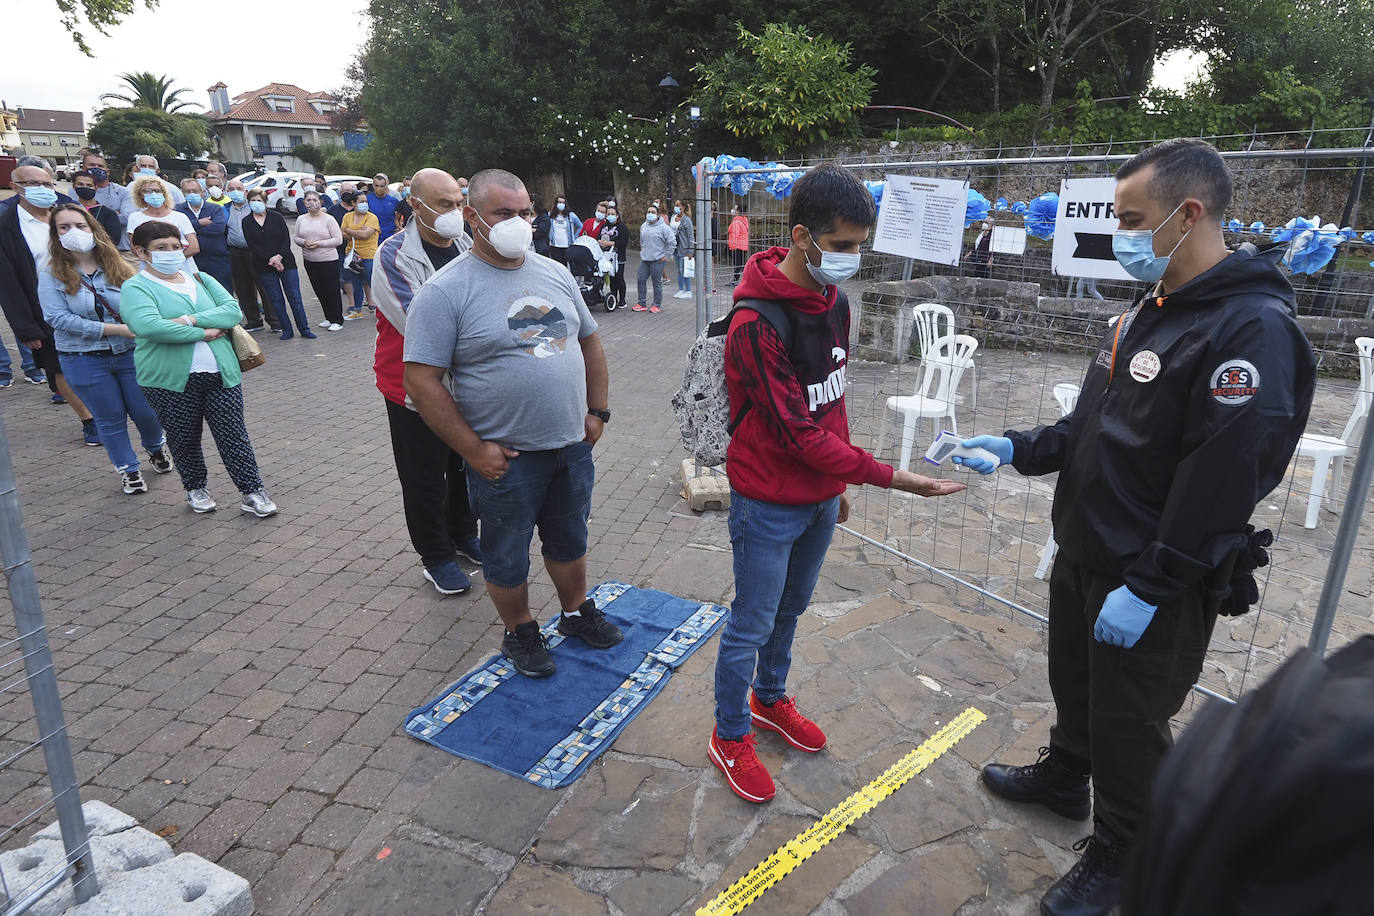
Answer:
[{"left": 75, "top": 187, "right": 97, "bottom": 201}]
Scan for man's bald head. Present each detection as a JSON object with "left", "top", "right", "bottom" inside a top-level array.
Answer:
[
  {"left": 467, "top": 169, "right": 526, "bottom": 212},
  {"left": 410, "top": 168, "right": 458, "bottom": 202}
]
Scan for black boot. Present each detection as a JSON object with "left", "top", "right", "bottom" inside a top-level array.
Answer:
[
  {"left": 1040, "top": 830, "right": 1125, "bottom": 916},
  {"left": 981, "top": 746, "right": 1091, "bottom": 820}
]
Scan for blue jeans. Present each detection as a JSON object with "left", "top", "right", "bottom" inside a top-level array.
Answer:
[
  {"left": 714, "top": 491, "right": 840, "bottom": 739},
  {"left": 0, "top": 335, "right": 38, "bottom": 381},
  {"left": 348, "top": 259, "right": 374, "bottom": 309},
  {"left": 464, "top": 442, "right": 594, "bottom": 589},
  {"left": 636, "top": 258, "right": 665, "bottom": 307},
  {"left": 675, "top": 254, "right": 691, "bottom": 292},
  {"left": 58, "top": 351, "right": 164, "bottom": 472},
  {"left": 258, "top": 268, "right": 310, "bottom": 334}
]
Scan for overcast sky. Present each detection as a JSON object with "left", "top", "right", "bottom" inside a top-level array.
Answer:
[
  {"left": 9, "top": 3, "right": 1205, "bottom": 124},
  {"left": 6, "top": 0, "right": 369, "bottom": 120}
]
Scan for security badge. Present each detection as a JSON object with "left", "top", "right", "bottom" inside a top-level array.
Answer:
[
  {"left": 1210, "top": 358, "right": 1261, "bottom": 405},
  {"left": 1128, "top": 350, "right": 1161, "bottom": 383}
]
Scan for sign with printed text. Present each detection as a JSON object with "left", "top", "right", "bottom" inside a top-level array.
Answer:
[
  {"left": 990, "top": 225, "right": 1027, "bottom": 256},
  {"left": 873, "top": 174, "right": 968, "bottom": 266},
  {"left": 1051, "top": 177, "right": 1134, "bottom": 281}
]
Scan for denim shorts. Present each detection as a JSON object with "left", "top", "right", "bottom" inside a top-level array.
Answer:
[{"left": 464, "top": 441, "right": 594, "bottom": 588}]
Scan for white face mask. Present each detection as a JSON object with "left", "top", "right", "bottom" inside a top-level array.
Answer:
[
  {"left": 418, "top": 201, "right": 466, "bottom": 239},
  {"left": 476, "top": 212, "right": 533, "bottom": 259},
  {"left": 60, "top": 227, "right": 96, "bottom": 253}
]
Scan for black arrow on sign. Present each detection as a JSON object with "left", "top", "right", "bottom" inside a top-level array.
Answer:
[{"left": 1073, "top": 232, "right": 1115, "bottom": 261}]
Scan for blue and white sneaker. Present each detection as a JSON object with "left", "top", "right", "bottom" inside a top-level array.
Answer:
[{"left": 422, "top": 561, "right": 470, "bottom": 595}]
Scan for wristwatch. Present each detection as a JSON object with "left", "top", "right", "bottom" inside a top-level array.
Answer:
[{"left": 587, "top": 408, "right": 611, "bottom": 423}]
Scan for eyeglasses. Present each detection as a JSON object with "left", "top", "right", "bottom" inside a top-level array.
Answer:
[{"left": 14, "top": 179, "right": 56, "bottom": 189}]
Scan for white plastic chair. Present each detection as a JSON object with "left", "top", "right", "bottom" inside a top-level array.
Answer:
[
  {"left": 880, "top": 333, "right": 980, "bottom": 471},
  {"left": 912, "top": 303, "right": 977, "bottom": 413},
  {"left": 1035, "top": 383, "right": 1081, "bottom": 580},
  {"left": 1295, "top": 336, "right": 1374, "bottom": 528}
]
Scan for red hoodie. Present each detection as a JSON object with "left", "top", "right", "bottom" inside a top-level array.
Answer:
[{"left": 725, "top": 247, "right": 894, "bottom": 504}]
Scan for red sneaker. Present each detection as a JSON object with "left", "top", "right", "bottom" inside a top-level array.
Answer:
[
  {"left": 632, "top": 303, "right": 648, "bottom": 312},
  {"left": 649, "top": 304, "right": 661, "bottom": 313},
  {"left": 750, "top": 694, "right": 826, "bottom": 752},
  {"left": 708, "top": 728, "right": 775, "bottom": 803}
]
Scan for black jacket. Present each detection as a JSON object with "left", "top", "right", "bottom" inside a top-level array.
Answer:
[
  {"left": 87, "top": 204, "right": 124, "bottom": 249},
  {"left": 0, "top": 201, "right": 52, "bottom": 343},
  {"left": 1008, "top": 243, "right": 1316, "bottom": 603},
  {"left": 240, "top": 210, "right": 297, "bottom": 273},
  {"left": 532, "top": 212, "right": 551, "bottom": 257}
]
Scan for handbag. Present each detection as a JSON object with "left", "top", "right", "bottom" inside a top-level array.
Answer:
[
  {"left": 344, "top": 231, "right": 365, "bottom": 274},
  {"left": 194, "top": 274, "right": 265, "bottom": 372},
  {"left": 684, "top": 256, "right": 696, "bottom": 278}
]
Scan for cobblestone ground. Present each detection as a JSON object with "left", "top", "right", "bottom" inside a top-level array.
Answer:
[{"left": 0, "top": 249, "right": 1369, "bottom": 915}]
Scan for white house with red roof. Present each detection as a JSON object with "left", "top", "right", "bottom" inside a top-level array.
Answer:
[{"left": 207, "top": 82, "right": 348, "bottom": 171}]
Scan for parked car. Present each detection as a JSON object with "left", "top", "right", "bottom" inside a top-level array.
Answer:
[
  {"left": 231, "top": 170, "right": 263, "bottom": 185},
  {"left": 243, "top": 172, "right": 315, "bottom": 214},
  {"left": 323, "top": 175, "right": 370, "bottom": 199}
]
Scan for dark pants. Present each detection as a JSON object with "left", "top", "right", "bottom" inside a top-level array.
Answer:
[
  {"left": 385, "top": 399, "right": 478, "bottom": 568},
  {"left": 197, "top": 254, "right": 234, "bottom": 294},
  {"left": 1046, "top": 552, "right": 1216, "bottom": 842},
  {"left": 302, "top": 259, "right": 345, "bottom": 325},
  {"left": 610, "top": 263, "right": 626, "bottom": 304},
  {"left": 730, "top": 249, "right": 746, "bottom": 281},
  {"left": 229, "top": 246, "right": 278, "bottom": 328},
  {"left": 141, "top": 373, "right": 263, "bottom": 494},
  {"left": 550, "top": 246, "right": 569, "bottom": 265}
]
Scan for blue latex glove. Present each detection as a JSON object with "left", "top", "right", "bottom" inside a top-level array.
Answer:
[
  {"left": 952, "top": 435, "right": 1014, "bottom": 474},
  {"left": 1093, "top": 585, "right": 1158, "bottom": 648}
]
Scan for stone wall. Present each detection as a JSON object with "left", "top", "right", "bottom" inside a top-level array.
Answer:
[{"left": 857, "top": 276, "right": 1374, "bottom": 378}]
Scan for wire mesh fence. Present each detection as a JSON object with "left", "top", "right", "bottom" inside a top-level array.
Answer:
[
  {"left": 692, "top": 129, "right": 1374, "bottom": 703},
  {"left": 0, "top": 412, "right": 96, "bottom": 913}
]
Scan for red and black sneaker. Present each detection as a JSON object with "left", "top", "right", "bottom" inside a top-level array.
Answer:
[
  {"left": 750, "top": 694, "right": 827, "bottom": 752},
  {"left": 708, "top": 727, "right": 775, "bottom": 803}
]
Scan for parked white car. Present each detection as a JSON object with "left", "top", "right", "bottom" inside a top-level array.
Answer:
[{"left": 243, "top": 172, "right": 315, "bottom": 214}]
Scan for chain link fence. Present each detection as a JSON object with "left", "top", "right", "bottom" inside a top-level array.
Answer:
[{"left": 691, "top": 129, "right": 1374, "bottom": 702}]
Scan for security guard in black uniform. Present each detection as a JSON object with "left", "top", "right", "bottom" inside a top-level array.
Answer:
[{"left": 956, "top": 138, "right": 1317, "bottom": 916}]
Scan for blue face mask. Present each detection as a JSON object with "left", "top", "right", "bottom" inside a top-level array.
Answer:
[
  {"left": 22, "top": 186, "right": 58, "bottom": 208},
  {"left": 606, "top": 214, "right": 618, "bottom": 224},
  {"left": 229, "top": 190, "right": 245, "bottom": 204},
  {"left": 401, "top": 187, "right": 410, "bottom": 198},
  {"left": 197, "top": 178, "right": 207, "bottom": 190},
  {"left": 806, "top": 236, "right": 861, "bottom": 287},
  {"left": 1112, "top": 200, "right": 1190, "bottom": 284},
  {"left": 356, "top": 202, "right": 369, "bottom": 214},
  {"left": 149, "top": 250, "right": 186, "bottom": 274},
  {"left": 138, "top": 168, "right": 156, "bottom": 177},
  {"left": 185, "top": 193, "right": 203, "bottom": 208},
  {"left": 143, "top": 192, "right": 165, "bottom": 208},
  {"left": 249, "top": 200, "right": 266, "bottom": 214},
  {"left": 89, "top": 167, "right": 109, "bottom": 183},
  {"left": 556, "top": 202, "right": 565, "bottom": 212}
]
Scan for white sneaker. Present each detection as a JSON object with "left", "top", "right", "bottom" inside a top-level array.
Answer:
[
  {"left": 318, "top": 319, "right": 332, "bottom": 328},
  {"left": 327, "top": 323, "right": 343, "bottom": 331},
  {"left": 241, "top": 489, "right": 278, "bottom": 517},
  {"left": 675, "top": 290, "right": 692, "bottom": 299},
  {"left": 187, "top": 488, "right": 216, "bottom": 513}
]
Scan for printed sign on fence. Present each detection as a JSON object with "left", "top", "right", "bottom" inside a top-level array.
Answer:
[
  {"left": 1051, "top": 177, "right": 1133, "bottom": 281},
  {"left": 872, "top": 174, "right": 968, "bottom": 266},
  {"left": 990, "top": 225, "right": 1027, "bottom": 255}
]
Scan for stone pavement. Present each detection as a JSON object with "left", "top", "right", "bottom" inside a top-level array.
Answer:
[{"left": 0, "top": 247, "right": 1368, "bottom": 915}]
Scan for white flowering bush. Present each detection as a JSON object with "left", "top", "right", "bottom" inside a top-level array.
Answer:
[{"left": 552, "top": 109, "right": 664, "bottom": 175}]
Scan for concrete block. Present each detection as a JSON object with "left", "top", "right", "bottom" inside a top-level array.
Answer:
[
  {"left": 679, "top": 459, "right": 730, "bottom": 512},
  {"left": 5, "top": 802, "right": 251, "bottom": 916}
]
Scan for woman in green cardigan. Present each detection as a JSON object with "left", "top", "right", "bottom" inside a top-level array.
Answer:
[{"left": 121, "top": 220, "right": 278, "bottom": 517}]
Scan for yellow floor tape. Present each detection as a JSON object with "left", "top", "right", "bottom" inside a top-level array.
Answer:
[{"left": 696, "top": 706, "right": 987, "bottom": 916}]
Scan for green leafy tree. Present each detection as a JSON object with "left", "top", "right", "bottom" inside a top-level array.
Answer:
[
  {"left": 289, "top": 142, "right": 342, "bottom": 171},
  {"left": 694, "top": 22, "right": 876, "bottom": 157},
  {"left": 100, "top": 72, "right": 199, "bottom": 113},
  {"left": 56, "top": 0, "right": 157, "bottom": 56},
  {"left": 88, "top": 106, "right": 210, "bottom": 169}
]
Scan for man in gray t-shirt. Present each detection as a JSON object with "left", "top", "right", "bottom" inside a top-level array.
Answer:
[{"left": 404, "top": 168, "right": 620, "bottom": 679}]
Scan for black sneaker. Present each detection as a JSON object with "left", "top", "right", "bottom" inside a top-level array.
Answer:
[
  {"left": 82, "top": 418, "right": 101, "bottom": 447},
  {"left": 147, "top": 447, "right": 174, "bottom": 474},
  {"left": 1039, "top": 832, "right": 1125, "bottom": 916},
  {"left": 121, "top": 470, "right": 148, "bottom": 494},
  {"left": 981, "top": 746, "right": 1091, "bottom": 820},
  {"left": 501, "top": 621, "right": 555, "bottom": 678},
  {"left": 557, "top": 599, "right": 623, "bottom": 649}
]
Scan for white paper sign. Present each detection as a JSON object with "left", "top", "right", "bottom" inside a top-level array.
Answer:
[
  {"left": 990, "top": 225, "right": 1027, "bottom": 255},
  {"left": 1051, "top": 177, "right": 1133, "bottom": 281},
  {"left": 873, "top": 174, "right": 968, "bottom": 266}
]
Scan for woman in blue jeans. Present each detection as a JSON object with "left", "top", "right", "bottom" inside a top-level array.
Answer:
[
  {"left": 38, "top": 204, "right": 172, "bottom": 495},
  {"left": 240, "top": 188, "right": 316, "bottom": 340}
]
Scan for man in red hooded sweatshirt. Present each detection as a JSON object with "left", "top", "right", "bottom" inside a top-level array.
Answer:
[{"left": 708, "top": 164, "right": 965, "bottom": 803}]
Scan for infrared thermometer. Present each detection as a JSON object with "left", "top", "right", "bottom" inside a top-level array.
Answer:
[{"left": 923, "top": 430, "right": 1000, "bottom": 469}]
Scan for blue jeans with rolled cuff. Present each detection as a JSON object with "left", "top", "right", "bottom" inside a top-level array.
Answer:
[{"left": 58, "top": 350, "right": 164, "bottom": 472}]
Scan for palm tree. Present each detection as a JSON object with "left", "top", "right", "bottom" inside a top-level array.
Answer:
[{"left": 99, "top": 72, "right": 200, "bottom": 113}]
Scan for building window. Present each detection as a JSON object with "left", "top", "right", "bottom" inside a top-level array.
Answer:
[
  {"left": 29, "top": 135, "right": 50, "bottom": 145},
  {"left": 254, "top": 133, "right": 271, "bottom": 151},
  {"left": 288, "top": 135, "right": 303, "bottom": 148}
]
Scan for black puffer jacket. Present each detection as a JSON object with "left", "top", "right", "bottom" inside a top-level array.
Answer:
[{"left": 1008, "top": 243, "right": 1316, "bottom": 602}]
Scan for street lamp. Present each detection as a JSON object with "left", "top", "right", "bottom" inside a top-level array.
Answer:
[{"left": 659, "top": 73, "right": 680, "bottom": 201}]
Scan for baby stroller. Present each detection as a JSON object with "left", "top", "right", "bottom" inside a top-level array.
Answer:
[{"left": 567, "top": 235, "right": 620, "bottom": 312}]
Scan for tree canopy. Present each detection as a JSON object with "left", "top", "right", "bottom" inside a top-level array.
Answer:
[
  {"left": 88, "top": 106, "right": 210, "bottom": 168},
  {"left": 55, "top": 0, "right": 157, "bottom": 56},
  {"left": 100, "top": 72, "right": 200, "bottom": 113}
]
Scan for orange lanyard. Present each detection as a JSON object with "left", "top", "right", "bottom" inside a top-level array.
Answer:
[{"left": 1107, "top": 310, "right": 1130, "bottom": 384}]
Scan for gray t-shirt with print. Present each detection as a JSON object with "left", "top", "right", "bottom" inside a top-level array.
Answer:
[{"left": 404, "top": 251, "right": 599, "bottom": 451}]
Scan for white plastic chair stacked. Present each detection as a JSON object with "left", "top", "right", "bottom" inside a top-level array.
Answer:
[
  {"left": 910, "top": 303, "right": 978, "bottom": 413},
  {"left": 880, "top": 332, "right": 980, "bottom": 471},
  {"left": 1034, "top": 383, "right": 1081, "bottom": 580},
  {"left": 1294, "top": 336, "right": 1374, "bottom": 529}
]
